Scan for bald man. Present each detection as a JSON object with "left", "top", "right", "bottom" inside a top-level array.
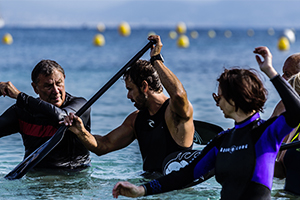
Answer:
[{"left": 282, "top": 53, "right": 300, "bottom": 80}]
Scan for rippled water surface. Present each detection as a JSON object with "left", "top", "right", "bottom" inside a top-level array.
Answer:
[{"left": 0, "top": 27, "right": 300, "bottom": 199}]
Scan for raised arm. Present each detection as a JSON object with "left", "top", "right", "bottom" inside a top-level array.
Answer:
[
  {"left": 147, "top": 35, "right": 194, "bottom": 147},
  {"left": 254, "top": 46, "right": 300, "bottom": 127},
  {"left": 147, "top": 35, "right": 193, "bottom": 120},
  {"left": 253, "top": 46, "right": 278, "bottom": 79}
]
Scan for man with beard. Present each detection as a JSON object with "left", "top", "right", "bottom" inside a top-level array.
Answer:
[{"left": 63, "top": 35, "right": 194, "bottom": 177}]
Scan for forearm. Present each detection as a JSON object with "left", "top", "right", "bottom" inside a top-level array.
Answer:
[
  {"left": 153, "top": 60, "right": 190, "bottom": 118},
  {"left": 142, "top": 162, "right": 195, "bottom": 195},
  {"left": 153, "top": 61, "right": 187, "bottom": 99},
  {"left": 16, "top": 92, "right": 88, "bottom": 122},
  {"left": 0, "top": 105, "right": 19, "bottom": 137},
  {"left": 17, "top": 92, "right": 66, "bottom": 121},
  {"left": 74, "top": 129, "right": 103, "bottom": 154}
]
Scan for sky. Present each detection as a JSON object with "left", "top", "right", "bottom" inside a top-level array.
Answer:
[{"left": 0, "top": 0, "right": 299, "bottom": 29}]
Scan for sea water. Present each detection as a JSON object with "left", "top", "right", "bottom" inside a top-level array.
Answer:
[{"left": 0, "top": 27, "right": 299, "bottom": 199}]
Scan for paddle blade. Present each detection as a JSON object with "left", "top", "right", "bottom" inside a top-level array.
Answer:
[
  {"left": 193, "top": 120, "right": 223, "bottom": 145},
  {"left": 4, "top": 126, "right": 68, "bottom": 180}
]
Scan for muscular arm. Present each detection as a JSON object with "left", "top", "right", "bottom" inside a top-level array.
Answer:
[
  {"left": 66, "top": 111, "right": 137, "bottom": 156},
  {"left": 149, "top": 35, "right": 194, "bottom": 148}
]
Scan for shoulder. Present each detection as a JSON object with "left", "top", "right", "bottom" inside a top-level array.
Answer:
[
  {"left": 65, "top": 92, "right": 87, "bottom": 102},
  {"left": 124, "top": 110, "right": 139, "bottom": 125}
]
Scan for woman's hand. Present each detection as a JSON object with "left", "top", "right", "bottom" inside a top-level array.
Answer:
[{"left": 253, "top": 46, "right": 278, "bottom": 79}]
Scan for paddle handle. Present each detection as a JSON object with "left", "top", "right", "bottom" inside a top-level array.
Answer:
[
  {"left": 75, "top": 40, "right": 155, "bottom": 117},
  {"left": 280, "top": 140, "right": 300, "bottom": 151}
]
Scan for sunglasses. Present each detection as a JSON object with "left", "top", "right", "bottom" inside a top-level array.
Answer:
[{"left": 212, "top": 93, "right": 222, "bottom": 104}]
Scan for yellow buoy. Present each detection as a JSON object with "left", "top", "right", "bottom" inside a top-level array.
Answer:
[
  {"left": 190, "top": 31, "right": 198, "bottom": 39},
  {"left": 177, "top": 35, "right": 189, "bottom": 48},
  {"left": 277, "top": 36, "right": 290, "bottom": 51},
  {"left": 93, "top": 34, "right": 105, "bottom": 46},
  {"left": 169, "top": 31, "right": 177, "bottom": 39},
  {"left": 97, "top": 22, "right": 106, "bottom": 32},
  {"left": 208, "top": 30, "right": 216, "bottom": 38},
  {"left": 2, "top": 33, "right": 13, "bottom": 45},
  {"left": 176, "top": 22, "right": 187, "bottom": 34},
  {"left": 118, "top": 21, "right": 131, "bottom": 37}
]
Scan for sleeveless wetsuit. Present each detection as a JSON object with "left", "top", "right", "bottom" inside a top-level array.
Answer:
[
  {"left": 0, "top": 92, "right": 91, "bottom": 170},
  {"left": 135, "top": 99, "right": 192, "bottom": 174},
  {"left": 142, "top": 75, "right": 300, "bottom": 200},
  {"left": 283, "top": 127, "right": 300, "bottom": 195}
]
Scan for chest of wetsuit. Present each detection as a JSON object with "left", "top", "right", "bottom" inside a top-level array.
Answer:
[
  {"left": 215, "top": 116, "right": 273, "bottom": 200},
  {"left": 135, "top": 99, "right": 191, "bottom": 173},
  {"left": 283, "top": 132, "right": 300, "bottom": 195},
  {"left": 0, "top": 92, "right": 91, "bottom": 170}
]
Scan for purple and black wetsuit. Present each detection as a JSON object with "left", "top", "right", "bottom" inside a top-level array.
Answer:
[{"left": 142, "top": 75, "right": 300, "bottom": 200}]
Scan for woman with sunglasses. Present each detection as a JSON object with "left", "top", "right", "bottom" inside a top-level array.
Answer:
[{"left": 112, "top": 46, "right": 300, "bottom": 200}]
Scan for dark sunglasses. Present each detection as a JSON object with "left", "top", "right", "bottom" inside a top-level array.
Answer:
[{"left": 212, "top": 93, "right": 222, "bottom": 104}]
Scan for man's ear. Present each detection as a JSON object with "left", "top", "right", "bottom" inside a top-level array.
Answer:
[
  {"left": 229, "top": 99, "right": 235, "bottom": 107},
  {"left": 31, "top": 82, "right": 39, "bottom": 94},
  {"left": 141, "top": 80, "right": 149, "bottom": 93}
]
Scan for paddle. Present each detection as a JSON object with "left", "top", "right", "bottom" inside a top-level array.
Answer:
[
  {"left": 193, "top": 120, "right": 223, "bottom": 145},
  {"left": 4, "top": 40, "right": 155, "bottom": 180},
  {"left": 280, "top": 140, "right": 300, "bottom": 151}
]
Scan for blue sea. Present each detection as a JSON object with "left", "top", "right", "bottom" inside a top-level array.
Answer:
[{"left": 0, "top": 27, "right": 299, "bottom": 199}]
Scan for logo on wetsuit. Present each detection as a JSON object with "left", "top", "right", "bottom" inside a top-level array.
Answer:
[
  {"left": 220, "top": 144, "right": 248, "bottom": 154},
  {"left": 148, "top": 119, "right": 155, "bottom": 128}
]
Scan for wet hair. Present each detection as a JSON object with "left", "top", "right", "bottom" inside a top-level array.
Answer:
[
  {"left": 123, "top": 60, "right": 163, "bottom": 92},
  {"left": 31, "top": 60, "right": 65, "bottom": 84},
  {"left": 217, "top": 68, "right": 267, "bottom": 114},
  {"left": 288, "top": 72, "right": 300, "bottom": 95}
]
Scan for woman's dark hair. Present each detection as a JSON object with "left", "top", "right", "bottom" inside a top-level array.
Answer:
[
  {"left": 123, "top": 60, "right": 163, "bottom": 92},
  {"left": 31, "top": 60, "right": 65, "bottom": 84},
  {"left": 217, "top": 68, "right": 267, "bottom": 114}
]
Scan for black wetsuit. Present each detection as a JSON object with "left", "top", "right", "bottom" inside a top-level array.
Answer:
[
  {"left": 142, "top": 75, "right": 300, "bottom": 200},
  {"left": 0, "top": 92, "right": 91, "bottom": 170},
  {"left": 135, "top": 99, "right": 192, "bottom": 174},
  {"left": 283, "top": 129, "right": 300, "bottom": 195}
]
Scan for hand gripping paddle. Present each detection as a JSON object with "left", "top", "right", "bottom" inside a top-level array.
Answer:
[{"left": 5, "top": 40, "right": 155, "bottom": 180}]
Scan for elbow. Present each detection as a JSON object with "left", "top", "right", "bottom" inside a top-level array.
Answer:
[{"left": 173, "top": 89, "right": 188, "bottom": 104}]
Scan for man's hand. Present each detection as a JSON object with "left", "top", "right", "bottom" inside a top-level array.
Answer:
[
  {"left": 0, "top": 81, "right": 21, "bottom": 99},
  {"left": 61, "top": 112, "right": 86, "bottom": 136},
  {"left": 148, "top": 35, "right": 163, "bottom": 57}
]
